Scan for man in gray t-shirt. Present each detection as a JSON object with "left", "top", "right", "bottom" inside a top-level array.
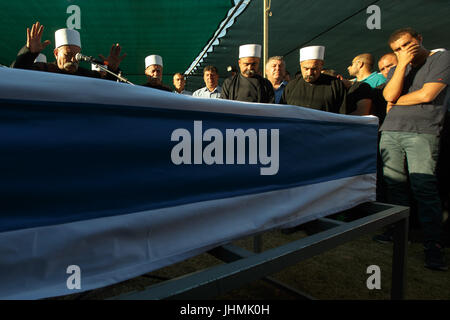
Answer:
[
  {"left": 378, "top": 27, "right": 449, "bottom": 271},
  {"left": 381, "top": 51, "right": 449, "bottom": 134}
]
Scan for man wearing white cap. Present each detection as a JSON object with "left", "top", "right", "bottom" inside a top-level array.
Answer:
[
  {"left": 142, "top": 54, "right": 172, "bottom": 92},
  {"left": 12, "top": 21, "right": 126, "bottom": 80},
  {"left": 280, "top": 45, "right": 346, "bottom": 113},
  {"left": 221, "top": 44, "right": 274, "bottom": 103}
]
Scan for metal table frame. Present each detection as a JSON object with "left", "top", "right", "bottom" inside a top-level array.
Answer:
[{"left": 112, "top": 202, "right": 409, "bottom": 300}]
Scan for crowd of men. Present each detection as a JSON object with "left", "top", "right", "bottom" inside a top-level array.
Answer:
[{"left": 8, "top": 22, "right": 450, "bottom": 271}]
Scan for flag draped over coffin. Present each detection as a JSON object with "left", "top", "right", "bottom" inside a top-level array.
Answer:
[{"left": 0, "top": 68, "right": 378, "bottom": 299}]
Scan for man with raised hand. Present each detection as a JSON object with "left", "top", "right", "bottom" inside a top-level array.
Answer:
[
  {"left": 379, "top": 27, "right": 449, "bottom": 271},
  {"left": 11, "top": 21, "right": 126, "bottom": 80}
]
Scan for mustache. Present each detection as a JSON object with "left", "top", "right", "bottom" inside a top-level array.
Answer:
[
  {"left": 243, "top": 69, "right": 256, "bottom": 76},
  {"left": 304, "top": 75, "right": 315, "bottom": 81},
  {"left": 148, "top": 77, "right": 161, "bottom": 84},
  {"left": 63, "top": 61, "right": 79, "bottom": 70}
]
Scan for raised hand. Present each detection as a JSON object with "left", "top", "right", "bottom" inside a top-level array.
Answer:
[
  {"left": 395, "top": 42, "right": 420, "bottom": 68},
  {"left": 98, "top": 43, "right": 127, "bottom": 72},
  {"left": 26, "top": 21, "right": 51, "bottom": 53}
]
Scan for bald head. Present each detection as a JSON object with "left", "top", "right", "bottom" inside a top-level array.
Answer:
[
  {"left": 378, "top": 53, "right": 398, "bottom": 78},
  {"left": 347, "top": 53, "right": 376, "bottom": 79},
  {"left": 355, "top": 53, "right": 374, "bottom": 70}
]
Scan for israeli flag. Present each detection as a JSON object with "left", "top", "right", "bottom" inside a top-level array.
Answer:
[{"left": 0, "top": 68, "right": 378, "bottom": 299}]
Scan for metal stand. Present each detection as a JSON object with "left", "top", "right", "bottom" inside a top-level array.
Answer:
[
  {"left": 93, "top": 62, "right": 135, "bottom": 85},
  {"left": 112, "top": 202, "right": 409, "bottom": 300}
]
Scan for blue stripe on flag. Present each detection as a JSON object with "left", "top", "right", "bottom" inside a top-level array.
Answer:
[{"left": 0, "top": 98, "right": 377, "bottom": 232}]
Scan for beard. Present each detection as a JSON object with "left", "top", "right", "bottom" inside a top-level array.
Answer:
[
  {"left": 148, "top": 77, "right": 162, "bottom": 86},
  {"left": 304, "top": 75, "right": 316, "bottom": 82},
  {"left": 62, "top": 61, "right": 79, "bottom": 73}
]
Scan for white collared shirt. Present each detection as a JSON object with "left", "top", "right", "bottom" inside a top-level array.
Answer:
[{"left": 192, "top": 86, "right": 222, "bottom": 99}]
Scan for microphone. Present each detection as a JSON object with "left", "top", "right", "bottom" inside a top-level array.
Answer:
[
  {"left": 74, "top": 52, "right": 133, "bottom": 85},
  {"left": 75, "top": 53, "right": 108, "bottom": 66}
]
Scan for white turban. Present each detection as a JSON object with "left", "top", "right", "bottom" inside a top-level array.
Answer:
[
  {"left": 239, "top": 44, "right": 262, "bottom": 59},
  {"left": 145, "top": 55, "right": 163, "bottom": 68},
  {"left": 299, "top": 45, "right": 325, "bottom": 62},
  {"left": 55, "top": 28, "right": 81, "bottom": 49}
]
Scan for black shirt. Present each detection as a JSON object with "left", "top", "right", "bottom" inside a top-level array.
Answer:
[
  {"left": 372, "top": 83, "right": 387, "bottom": 126},
  {"left": 221, "top": 73, "right": 274, "bottom": 103},
  {"left": 280, "top": 74, "right": 346, "bottom": 113},
  {"left": 345, "top": 81, "right": 373, "bottom": 114}
]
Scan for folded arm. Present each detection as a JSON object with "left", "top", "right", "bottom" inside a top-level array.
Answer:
[{"left": 395, "top": 82, "right": 447, "bottom": 105}]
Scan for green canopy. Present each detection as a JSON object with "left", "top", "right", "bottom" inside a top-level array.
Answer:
[{"left": 0, "top": 0, "right": 234, "bottom": 86}]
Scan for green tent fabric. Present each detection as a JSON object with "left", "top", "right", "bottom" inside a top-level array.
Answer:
[
  {"left": 0, "top": 0, "right": 234, "bottom": 87},
  {"left": 186, "top": 0, "right": 450, "bottom": 91},
  {"left": 1, "top": 1, "right": 448, "bottom": 92}
]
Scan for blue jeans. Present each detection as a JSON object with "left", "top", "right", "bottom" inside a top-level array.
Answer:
[{"left": 380, "top": 131, "right": 443, "bottom": 244}]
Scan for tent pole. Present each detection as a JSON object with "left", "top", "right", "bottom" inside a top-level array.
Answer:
[{"left": 263, "top": 0, "right": 269, "bottom": 78}]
